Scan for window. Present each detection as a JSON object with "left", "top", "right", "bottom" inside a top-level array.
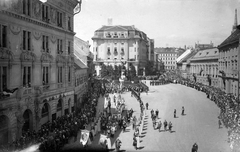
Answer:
[
  {"left": 42, "top": 66, "right": 49, "bottom": 85},
  {"left": 68, "top": 41, "right": 71, "bottom": 55},
  {"left": 68, "top": 16, "right": 71, "bottom": 31},
  {"left": 58, "top": 67, "right": 63, "bottom": 83},
  {"left": 57, "top": 39, "right": 63, "bottom": 54},
  {"left": 23, "top": 66, "right": 31, "bottom": 87},
  {"left": 57, "top": 11, "right": 63, "bottom": 27},
  {"left": 42, "top": 35, "right": 49, "bottom": 52},
  {"left": 107, "top": 47, "right": 111, "bottom": 56},
  {"left": 22, "top": 0, "right": 30, "bottom": 16},
  {"left": 68, "top": 67, "right": 71, "bottom": 82},
  {"left": 23, "top": 30, "right": 31, "bottom": 51},
  {"left": 0, "top": 24, "right": 7, "bottom": 48},
  {"left": 0, "top": 67, "right": 7, "bottom": 92},
  {"left": 42, "top": 4, "right": 49, "bottom": 22}
]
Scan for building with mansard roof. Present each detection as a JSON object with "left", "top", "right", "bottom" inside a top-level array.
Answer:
[
  {"left": 218, "top": 9, "right": 239, "bottom": 98},
  {"left": 92, "top": 22, "right": 153, "bottom": 76},
  {"left": 0, "top": 0, "right": 79, "bottom": 145},
  {"left": 189, "top": 48, "right": 219, "bottom": 88}
]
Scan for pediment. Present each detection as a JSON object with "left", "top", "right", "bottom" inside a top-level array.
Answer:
[{"left": 104, "top": 26, "right": 128, "bottom": 32}]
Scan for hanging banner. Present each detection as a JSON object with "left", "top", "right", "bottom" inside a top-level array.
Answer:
[{"left": 80, "top": 130, "right": 89, "bottom": 146}]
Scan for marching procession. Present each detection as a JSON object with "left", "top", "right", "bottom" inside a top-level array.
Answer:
[{"left": 166, "top": 71, "right": 240, "bottom": 151}]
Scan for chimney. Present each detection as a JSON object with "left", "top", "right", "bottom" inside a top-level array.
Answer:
[
  {"left": 232, "top": 9, "right": 238, "bottom": 33},
  {"left": 108, "top": 18, "right": 112, "bottom": 26}
]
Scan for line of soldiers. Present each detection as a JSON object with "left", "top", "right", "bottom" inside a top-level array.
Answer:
[{"left": 149, "top": 79, "right": 170, "bottom": 86}]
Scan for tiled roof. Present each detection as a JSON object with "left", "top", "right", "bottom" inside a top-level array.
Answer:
[
  {"left": 218, "top": 26, "right": 240, "bottom": 48},
  {"left": 190, "top": 48, "right": 219, "bottom": 61}
]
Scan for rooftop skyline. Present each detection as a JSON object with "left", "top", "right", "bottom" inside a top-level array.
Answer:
[{"left": 74, "top": 0, "right": 240, "bottom": 48}]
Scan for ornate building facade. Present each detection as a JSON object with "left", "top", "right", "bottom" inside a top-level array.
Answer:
[
  {"left": 218, "top": 9, "right": 239, "bottom": 98},
  {"left": 92, "top": 25, "right": 151, "bottom": 76},
  {"left": 0, "top": 0, "right": 79, "bottom": 145},
  {"left": 189, "top": 48, "right": 219, "bottom": 88}
]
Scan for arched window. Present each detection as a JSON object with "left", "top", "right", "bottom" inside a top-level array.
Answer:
[
  {"left": 57, "top": 99, "right": 62, "bottom": 111},
  {"left": 41, "top": 103, "right": 49, "bottom": 117}
]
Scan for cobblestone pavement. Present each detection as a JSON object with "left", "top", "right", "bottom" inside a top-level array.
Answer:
[{"left": 62, "top": 83, "right": 232, "bottom": 152}]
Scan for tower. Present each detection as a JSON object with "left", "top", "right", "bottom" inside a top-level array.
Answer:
[{"left": 232, "top": 9, "right": 238, "bottom": 33}]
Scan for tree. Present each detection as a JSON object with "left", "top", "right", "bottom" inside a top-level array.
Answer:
[
  {"left": 145, "top": 61, "right": 154, "bottom": 75},
  {"left": 129, "top": 64, "right": 136, "bottom": 81},
  {"left": 100, "top": 64, "right": 107, "bottom": 77}
]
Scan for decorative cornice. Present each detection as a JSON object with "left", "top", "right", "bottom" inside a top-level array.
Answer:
[
  {"left": 2, "top": 10, "right": 75, "bottom": 36},
  {"left": 10, "top": 25, "right": 21, "bottom": 35}
]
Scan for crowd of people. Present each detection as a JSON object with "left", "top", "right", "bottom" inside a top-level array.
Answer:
[
  {"left": 166, "top": 71, "right": 240, "bottom": 150},
  {"left": 2, "top": 79, "right": 103, "bottom": 152}
]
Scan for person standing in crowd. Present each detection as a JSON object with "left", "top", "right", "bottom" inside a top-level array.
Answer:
[
  {"left": 146, "top": 102, "right": 149, "bottom": 110},
  {"left": 174, "top": 109, "right": 176, "bottom": 118},
  {"left": 181, "top": 106, "right": 185, "bottom": 115},
  {"left": 218, "top": 119, "right": 222, "bottom": 129},
  {"left": 115, "top": 138, "right": 122, "bottom": 152}
]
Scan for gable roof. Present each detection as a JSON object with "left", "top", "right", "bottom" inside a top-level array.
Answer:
[{"left": 218, "top": 26, "right": 240, "bottom": 48}]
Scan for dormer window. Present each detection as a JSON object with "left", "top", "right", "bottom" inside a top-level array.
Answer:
[
  {"left": 114, "top": 32, "right": 118, "bottom": 38},
  {"left": 206, "top": 52, "right": 209, "bottom": 55}
]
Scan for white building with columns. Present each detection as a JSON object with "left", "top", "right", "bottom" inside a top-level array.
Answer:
[{"left": 189, "top": 48, "right": 219, "bottom": 87}]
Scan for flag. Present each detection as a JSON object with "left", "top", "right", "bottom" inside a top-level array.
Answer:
[{"left": 80, "top": 130, "right": 89, "bottom": 146}]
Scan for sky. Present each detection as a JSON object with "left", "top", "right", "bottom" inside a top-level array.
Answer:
[{"left": 74, "top": 0, "right": 240, "bottom": 49}]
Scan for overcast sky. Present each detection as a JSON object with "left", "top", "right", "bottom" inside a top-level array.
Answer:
[{"left": 74, "top": 0, "right": 240, "bottom": 48}]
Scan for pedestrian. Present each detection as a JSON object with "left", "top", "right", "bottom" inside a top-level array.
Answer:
[
  {"left": 156, "top": 109, "right": 159, "bottom": 118},
  {"left": 181, "top": 106, "right": 185, "bottom": 115},
  {"left": 115, "top": 138, "right": 122, "bottom": 152},
  {"left": 146, "top": 102, "right": 149, "bottom": 110},
  {"left": 174, "top": 109, "right": 176, "bottom": 118},
  {"left": 218, "top": 119, "right": 222, "bottom": 129},
  {"left": 158, "top": 121, "right": 162, "bottom": 132},
  {"left": 191, "top": 143, "right": 198, "bottom": 152},
  {"left": 164, "top": 120, "right": 168, "bottom": 131},
  {"left": 168, "top": 121, "right": 172, "bottom": 132}
]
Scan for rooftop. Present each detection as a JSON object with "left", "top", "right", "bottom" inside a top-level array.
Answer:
[
  {"left": 190, "top": 48, "right": 219, "bottom": 61},
  {"left": 218, "top": 25, "right": 240, "bottom": 48}
]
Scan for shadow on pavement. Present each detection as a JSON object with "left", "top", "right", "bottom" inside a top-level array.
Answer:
[
  {"left": 137, "top": 146, "right": 145, "bottom": 150},
  {"left": 141, "top": 131, "right": 147, "bottom": 135}
]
